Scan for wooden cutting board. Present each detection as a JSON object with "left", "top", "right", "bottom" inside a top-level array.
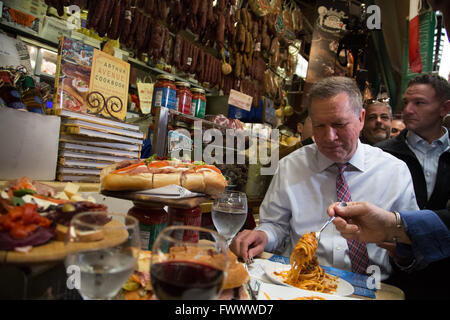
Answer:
[
  {"left": 101, "top": 190, "right": 211, "bottom": 209},
  {"left": 0, "top": 219, "right": 128, "bottom": 265}
]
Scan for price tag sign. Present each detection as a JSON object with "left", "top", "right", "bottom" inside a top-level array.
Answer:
[
  {"left": 228, "top": 89, "right": 253, "bottom": 111},
  {"left": 137, "top": 82, "right": 154, "bottom": 114}
]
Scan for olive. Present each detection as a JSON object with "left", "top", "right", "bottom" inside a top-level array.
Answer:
[{"left": 62, "top": 203, "right": 76, "bottom": 212}]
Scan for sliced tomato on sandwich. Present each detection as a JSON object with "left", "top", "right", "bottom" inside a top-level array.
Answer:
[
  {"left": 146, "top": 160, "right": 170, "bottom": 168},
  {"left": 111, "top": 162, "right": 146, "bottom": 174},
  {"left": 111, "top": 160, "right": 172, "bottom": 174},
  {"left": 194, "top": 165, "right": 222, "bottom": 174}
]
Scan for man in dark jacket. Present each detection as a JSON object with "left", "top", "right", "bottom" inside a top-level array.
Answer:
[
  {"left": 376, "top": 74, "right": 450, "bottom": 210},
  {"left": 376, "top": 73, "right": 450, "bottom": 299}
]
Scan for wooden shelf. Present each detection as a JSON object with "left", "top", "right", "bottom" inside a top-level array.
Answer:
[
  {"left": 167, "top": 107, "right": 230, "bottom": 130},
  {"left": 166, "top": 108, "right": 276, "bottom": 145},
  {"left": 0, "top": 21, "right": 58, "bottom": 48},
  {"left": 127, "top": 57, "right": 216, "bottom": 95},
  {"left": 0, "top": 23, "right": 216, "bottom": 98}
]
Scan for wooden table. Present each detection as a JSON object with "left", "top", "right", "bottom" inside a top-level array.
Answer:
[{"left": 365, "top": 283, "right": 405, "bottom": 300}]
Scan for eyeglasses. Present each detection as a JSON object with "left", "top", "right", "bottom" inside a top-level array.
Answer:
[{"left": 364, "top": 98, "right": 391, "bottom": 105}]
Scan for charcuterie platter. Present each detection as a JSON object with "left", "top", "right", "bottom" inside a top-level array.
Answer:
[{"left": 0, "top": 219, "right": 128, "bottom": 264}]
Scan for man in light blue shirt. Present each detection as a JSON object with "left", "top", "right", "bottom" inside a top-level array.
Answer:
[
  {"left": 230, "top": 77, "right": 418, "bottom": 281},
  {"left": 405, "top": 129, "right": 449, "bottom": 200},
  {"left": 377, "top": 73, "right": 450, "bottom": 210}
]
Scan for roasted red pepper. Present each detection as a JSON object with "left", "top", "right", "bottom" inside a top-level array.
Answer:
[{"left": 0, "top": 203, "right": 51, "bottom": 239}]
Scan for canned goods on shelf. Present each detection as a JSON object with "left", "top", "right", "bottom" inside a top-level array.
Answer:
[
  {"left": 153, "top": 74, "right": 177, "bottom": 110},
  {"left": 167, "top": 206, "right": 202, "bottom": 242},
  {"left": 128, "top": 203, "right": 168, "bottom": 251},
  {"left": 174, "top": 120, "right": 189, "bottom": 129},
  {"left": 175, "top": 81, "right": 192, "bottom": 115},
  {"left": 191, "top": 88, "right": 206, "bottom": 119}
]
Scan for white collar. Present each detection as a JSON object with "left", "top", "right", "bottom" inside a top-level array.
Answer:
[{"left": 315, "top": 140, "right": 366, "bottom": 173}]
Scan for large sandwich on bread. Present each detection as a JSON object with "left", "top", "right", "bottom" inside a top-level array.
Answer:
[{"left": 101, "top": 157, "right": 227, "bottom": 195}]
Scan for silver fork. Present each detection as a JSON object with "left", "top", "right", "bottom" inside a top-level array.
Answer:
[
  {"left": 243, "top": 262, "right": 260, "bottom": 300},
  {"left": 315, "top": 202, "right": 347, "bottom": 241},
  {"left": 248, "top": 279, "right": 261, "bottom": 300}
]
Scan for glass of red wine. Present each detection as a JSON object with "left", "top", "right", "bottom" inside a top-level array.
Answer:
[{"left": 150, "top": 225, "right": 228, "bottom": 300}]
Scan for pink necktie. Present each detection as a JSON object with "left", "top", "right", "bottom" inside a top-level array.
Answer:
[{"left": 336, "top": 163, "right": 370, "bottom": 274}]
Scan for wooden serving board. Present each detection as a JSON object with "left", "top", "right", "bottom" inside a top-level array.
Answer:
[
  {"left": 0, "top": 220, "right": 128, "bottom": 265},
  {"left": 101, "top": 190, "right": 211, "bottom": 209}
]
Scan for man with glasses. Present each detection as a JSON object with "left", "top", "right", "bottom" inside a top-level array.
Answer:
[{"left": 360, "top": 100, "right": 393, "bottom": 145}]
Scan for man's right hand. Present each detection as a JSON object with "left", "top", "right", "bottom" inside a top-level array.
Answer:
[
  {"left": 229, "top": 229, "right": 268, "bottom": 261},
  {"left": 327, "top": 201, "right": 410, "bottom": 244},
  {"left": 327, "top": 201, "right": 395, "bottom": 243}
]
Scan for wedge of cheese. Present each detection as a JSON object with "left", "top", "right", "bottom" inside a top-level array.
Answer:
[{"left": 64, "top": 182, "right": 80, "bottom": 198}]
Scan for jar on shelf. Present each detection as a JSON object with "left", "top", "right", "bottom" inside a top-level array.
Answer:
[
  {"left": 128, "top": 203, "right": 168, "bottom": 251},
  {"left": 152, "top": 74, "right": 177, "bottom": 110},
  {"left": 174, "top": 120, "right": 189, "bottom": 130},
  {"left": 191, "top": 88, "right": 206, "bottom": 119},
  {"left": 167, "top": 206, "right": 202, "bottom": 242},
  {"left": 175, "top": 81, "right": 192, "bottom": 115},
  {"left": 21, "top": 76, "right": 45, "bottom": 114}
]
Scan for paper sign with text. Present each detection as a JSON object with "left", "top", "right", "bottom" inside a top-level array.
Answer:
[
  {"left": 228, "top": 89, "right": 253, "bottom": 111},
  {"left": 89, "top": 49, "right": 130, "bottom": 121},
  {"left": 137, "top": 82, "right": 154, "bottom": 114},
  {"left": 0, "top": 33, "right": 22, "bottom": 68}
]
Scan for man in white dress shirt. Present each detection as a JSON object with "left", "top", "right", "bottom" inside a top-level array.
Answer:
[{"left": 231, "top": 76, "right": 419, "bottom": 280}]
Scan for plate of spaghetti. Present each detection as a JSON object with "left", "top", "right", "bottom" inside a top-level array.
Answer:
[
  {"left": 263, "top": 232, "right": 354, "bottom": 296},
  {"left": 258, "top": 282, "right": 360, "bottom": 300}
]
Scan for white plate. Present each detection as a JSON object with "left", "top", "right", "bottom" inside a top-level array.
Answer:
[
  {"left": 257, "top": 282, "right": 360, "bottom": 300},
  {"left": 263, "top": 262, "right": 354, "bottom": 296}
]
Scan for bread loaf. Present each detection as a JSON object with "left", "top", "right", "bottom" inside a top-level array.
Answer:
[{"left": 100, "top": 160, "right": 227, "bottom": 195}]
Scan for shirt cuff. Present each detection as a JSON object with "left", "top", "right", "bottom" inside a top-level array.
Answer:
[
  {"left": 255, "top": 225, "right": 278, "bottom": 252},
  {"left": 393, "top": 243, "right": 419, "bottom": 272},
  {"left": 399, "top": 210, "right": 450, "bottom": 267}
]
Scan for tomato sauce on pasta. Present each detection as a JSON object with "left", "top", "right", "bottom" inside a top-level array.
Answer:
[{"left": 276, "top": 232, "right": 338, "bottom": 294}]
